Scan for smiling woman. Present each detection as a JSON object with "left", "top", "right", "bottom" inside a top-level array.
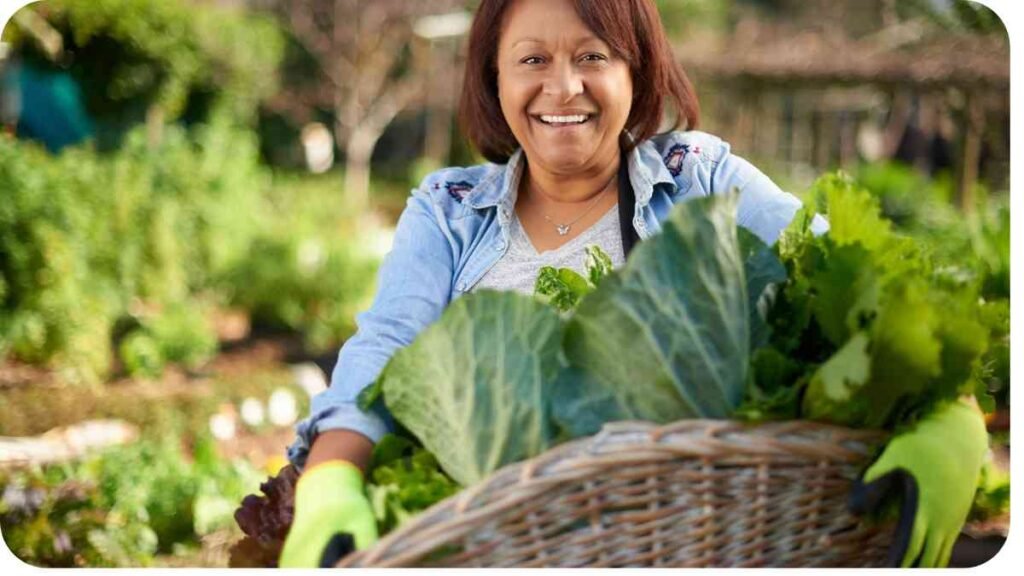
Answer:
[
  {"left": 461, "top": 0, "right": 705, "bottom": 255},
  {"left": 463, "top": 0, "right": 699, "bottom": 166},
  {"left": 279, "top": 0, "right": 834, "bottom": 566},
  {"left": 280, "top": 0, "right": 839, "bottom": 567}
]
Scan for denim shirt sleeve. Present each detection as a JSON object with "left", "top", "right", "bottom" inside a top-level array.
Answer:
[
  {"left": 286, "top": 187, "right": 454, "bottom": 471},
  {"left": 710, "top": 141, "right": 830, "bottom": 243}
]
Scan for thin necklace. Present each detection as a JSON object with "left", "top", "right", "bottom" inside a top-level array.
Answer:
[{"left": 535, "top": 175, "right": 616, "bottom": 236}]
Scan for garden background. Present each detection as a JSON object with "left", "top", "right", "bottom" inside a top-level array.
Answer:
[{"left": 0, "top": 0, "right": 1010, "bottom": 567}]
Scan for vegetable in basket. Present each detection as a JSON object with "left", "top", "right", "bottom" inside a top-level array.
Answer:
[
  {"left": 365, "top": 192, "right": 759, "bottom": 485},
  {"left": 737, "top": 173, "right": 996, "bottom": 567},
  {"left": 364, "top": 180, "right": 995, "bottom": 567},
  {"left": 243, "top": 177, "right": 996, "bottom": 568}
]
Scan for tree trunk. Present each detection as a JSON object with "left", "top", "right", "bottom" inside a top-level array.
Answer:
[{"left": 344, "top": 126, "right": 380, "bottom": 211}]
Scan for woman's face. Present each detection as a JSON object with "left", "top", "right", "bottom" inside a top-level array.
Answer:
[{"left": 496, "top": 0, "right": 633, "bottom": 176}]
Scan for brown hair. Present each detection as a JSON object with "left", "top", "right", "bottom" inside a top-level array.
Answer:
[{"left": 458, "top": 0, "right": 701, "bottom": 164}]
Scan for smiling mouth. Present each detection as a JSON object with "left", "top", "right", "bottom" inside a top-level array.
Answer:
[{"left": 534, "top": 114, "right": 595, "bottom": 127}]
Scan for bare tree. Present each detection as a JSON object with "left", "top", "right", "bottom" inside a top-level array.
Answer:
[{"left": 264, "top": 0, "right": 464, "bottom": 207}]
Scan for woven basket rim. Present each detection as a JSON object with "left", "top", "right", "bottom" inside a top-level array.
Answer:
[{"left": 341, "top": 418, "right": 889, "bottom": 567}]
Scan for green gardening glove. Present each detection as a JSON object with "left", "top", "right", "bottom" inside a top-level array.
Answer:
[
  {"left": 848, "top": 400, "right": 988, "bottom": 567},
  {"left": 279, "top": 461, "right": 378, "bottom": 567}
]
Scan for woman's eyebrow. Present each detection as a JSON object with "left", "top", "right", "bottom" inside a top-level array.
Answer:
[{"left": 510, "top": 36, "right": 604, "bottom": 49}]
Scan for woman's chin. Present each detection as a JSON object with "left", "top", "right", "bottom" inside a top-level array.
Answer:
[{"left": 527, "top": 148, "right": 598, "bottom": 175}]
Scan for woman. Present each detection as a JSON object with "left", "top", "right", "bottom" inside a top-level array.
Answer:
[{"left": 280, "top": 0, "right": 987, "bottom": 568}]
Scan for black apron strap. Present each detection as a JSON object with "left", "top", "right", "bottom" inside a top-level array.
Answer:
[{"left": 617, "top": 152, "right": 641, "bottom": 257}]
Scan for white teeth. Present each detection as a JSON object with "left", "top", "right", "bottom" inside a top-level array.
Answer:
[{"left": 540, "top": 114, "right": 589, "bottom": 124}]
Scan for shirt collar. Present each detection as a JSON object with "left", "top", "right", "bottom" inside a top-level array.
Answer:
[{"left": 464, "top": 139, "right": 676, "bottom": 211}]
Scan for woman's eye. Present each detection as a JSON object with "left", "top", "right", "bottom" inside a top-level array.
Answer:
[
  {"left": 581, "top": 53, "right": 607, "bottom": 62},
  {"left": 522, "top": 56, "right": 544, "bottom": 65}
]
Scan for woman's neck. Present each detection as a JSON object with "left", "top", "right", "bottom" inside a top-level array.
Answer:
[{"left": 519, "top": 155, "right": 621, "bottom": 212}]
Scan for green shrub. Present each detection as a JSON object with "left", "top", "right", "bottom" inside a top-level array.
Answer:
[
  {"left": 119, "top": 331, "right": 165, "bottom": 379},
  {"left": 220, "top": 173, "right": 380, "bottom": 353},
  {"left": 0, "top": 121, "right": 266, "bottom": 383},
  {"left": 145, "top": 302, "right": 218, "bottom": 370},
  {"left": 1, "top": 126, "right": 383, "bottom": 380},
  {"left": 7, "top": 0, "right": 284, "bottom": 128}
]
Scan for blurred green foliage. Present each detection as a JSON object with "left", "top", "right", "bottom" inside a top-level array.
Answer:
[
  {"left": 219, "top": 172, "right": 381, "bottom": 354},
  {"left": 0, "top": 119, "right": 262, "bottom": 384},
  {"left": 119, "top": 302, "right": 219, "bottom": 379},
  {"left": 0, "top": 118, "right": 380, "bottom": 383},
  {"left": 0, "top": 426, "right": 264, "bottom": 567},
  {"left": 0, "top": 0, "right": 381, "bottom": 380},
  {"left": 5, "top": 0, "right": 285, "bottom": 134}
]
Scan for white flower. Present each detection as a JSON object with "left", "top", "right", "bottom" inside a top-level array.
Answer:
[
  {"left": 291, "top": 363, "right": 328, "bottom": 398},
  {"left": 209, "top": 408, "right": 237, "bottom": 440},
  {"left": 268, "top": 388, "right": 298, "bottom": 427},
  {"left": 240, "top": 397, "right": 265, "bottom": 427}
]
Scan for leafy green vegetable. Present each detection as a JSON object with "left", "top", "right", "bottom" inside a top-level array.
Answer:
[
  {"left": 366, "top": 434, "right": 460, "bottom": 534},
  {"left": 533, "top": 267, "right": 591, "bottom": 313},
  {"left": 584, "top": 244, "right": 614, "bottom": 287},
  {"left": 533, "top": 245, "right": 615, "bottom": 313},
  {"left": 374, "top": 290, "right": 565, "bottom": 486},
  {"left": 969, "top": 459, "right": 1010, "bottom": 521},
  {"left": 801, "top": 332, "right": 873, "bottom": 424},
  {"left": 550, "top": 192, "right": 753, "bottom": 437},
  {"left": 738, "top": 227, "right": 787, "bottom": 350},
  {"left": 743, "top": 172, "right": 992, "bottom": 430},
  {"left": 373, "top": 192, "right": 785, "bottom": 480}
]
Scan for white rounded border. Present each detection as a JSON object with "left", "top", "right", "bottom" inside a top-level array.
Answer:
[{"left": 0, "top": 0, "right": 1019, "bottom": 574}]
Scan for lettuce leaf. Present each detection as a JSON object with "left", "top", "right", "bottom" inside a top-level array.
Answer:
[
  {"left": 534, "top": 245, "right": 615, "bottom": 313},
  {"left": 753, "top": 172, "right": 992, "bottom": 429},
  {"left": 374, "top": 290, "right": 565, "bottom": 486}
]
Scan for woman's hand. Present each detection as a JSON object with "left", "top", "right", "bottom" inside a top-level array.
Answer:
[
  {"left": 279, "top": 430, "right": 377, "bottom": 567},
  {"left": 278, "top": 461, "right": 377, "bottom": 567},
  {"left": 848, "top": 400, "right": 989, "bottom": 567}
]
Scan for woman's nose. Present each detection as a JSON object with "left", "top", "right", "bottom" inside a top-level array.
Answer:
[{"left": 542, "top": 61, "right": 584, "bottom": 102}]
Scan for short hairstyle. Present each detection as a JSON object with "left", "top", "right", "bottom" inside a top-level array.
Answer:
[{"left": 458, "top": 0, "right": 701, "bottom": 164}]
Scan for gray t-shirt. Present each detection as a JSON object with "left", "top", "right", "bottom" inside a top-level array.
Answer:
[{"left": 472, "top": 203, "right": 626, "bottom": 295}]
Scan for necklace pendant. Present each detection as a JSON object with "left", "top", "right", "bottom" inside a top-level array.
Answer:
[{"left": 556, "top": 224, "right": 570, "bottom": 236}]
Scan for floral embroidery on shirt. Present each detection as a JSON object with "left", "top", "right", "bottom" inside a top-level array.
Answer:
[
  {"left": 445, "top": 181, "right": 473, "bottom": 203},
  {"left": 663, "top": 142, "right": 688, "bottom": 175},
  {"left": 664, "top": 143, "right": 693, "bottom": 176}
]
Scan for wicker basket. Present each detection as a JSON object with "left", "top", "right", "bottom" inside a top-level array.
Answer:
[{"left": 338, "top": 419, "right": 896, "bottom": 568}]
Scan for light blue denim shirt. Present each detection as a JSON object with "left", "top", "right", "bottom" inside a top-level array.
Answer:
[{"left": 286, "top": 129, "right": 828, "bottom": 469}]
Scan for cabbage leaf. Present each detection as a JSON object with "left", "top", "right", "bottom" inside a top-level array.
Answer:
[
  {"left": 374, "top": 290, "right": 564, "bottom": 486},
  {"left": 552, "top": 192, "right": 753, "bottom": 436}
]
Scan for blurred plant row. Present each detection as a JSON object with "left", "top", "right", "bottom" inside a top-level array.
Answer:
[
  {"left": 0, "top": 0, "right": 388, "bottom": 386},
  {"left": 0, "top": 424, "right": 264, "bottom": 567},
  {"left": 0, "top": 121, "right": 380, "bottom": 386}
]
